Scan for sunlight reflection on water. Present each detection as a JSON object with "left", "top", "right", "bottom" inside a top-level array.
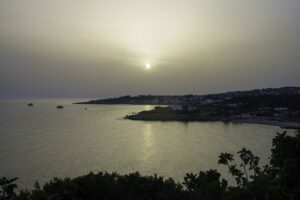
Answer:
[{"left": 0, "top": 99, "right": 296, "bottom": 189}]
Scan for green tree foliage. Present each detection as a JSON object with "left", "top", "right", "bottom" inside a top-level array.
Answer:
[
  {"left": 183, "top": 170, "right": 227, "bottom": 200},
  {"left": 270, "top": 132, "right": 300, "bottom": 199},
  {"left": 0, "top": 177, "right": 17, "bottom": 200},
  {"left": 1, "top": 132, "right": 299, "bottom": 200}
]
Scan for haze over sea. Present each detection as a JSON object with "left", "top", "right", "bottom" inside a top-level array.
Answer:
[{"left": 0, "top": 99, "right": 296, "bottom": 189}]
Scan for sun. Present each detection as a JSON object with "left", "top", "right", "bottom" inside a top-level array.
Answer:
[{"left": 145, "top": 63, "right": 151, "bottom": 69}]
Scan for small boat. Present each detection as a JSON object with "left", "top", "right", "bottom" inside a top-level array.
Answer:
[
  {"left": 27, "top": 103, "right": 34, "bottom": 107},
  {"left": 56, "top": 105, "right": 64, "bottom": 109}
]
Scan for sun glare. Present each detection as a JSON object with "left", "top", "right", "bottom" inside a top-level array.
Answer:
[{"left": 146, "top": 63, "right": 151, "bottom": 69}]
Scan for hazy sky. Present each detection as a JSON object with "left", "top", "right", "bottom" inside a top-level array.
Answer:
[{"left": 1, "top": 0, "right": 300, "bottom": 98}]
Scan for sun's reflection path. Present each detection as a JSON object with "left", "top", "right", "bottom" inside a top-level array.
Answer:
[
  {"left": 141, "top": 123, "right": 155, "bottom": 165},
  {"left": 144, "top": 105, "right": 152, "bottom": 111}
]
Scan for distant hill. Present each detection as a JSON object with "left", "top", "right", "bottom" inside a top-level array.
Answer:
[{"left": 75, "top": 87, "right": 300, "bottom": 106}]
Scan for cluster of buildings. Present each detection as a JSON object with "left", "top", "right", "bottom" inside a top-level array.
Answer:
[{"left": 86, "top": 87, "right": 300, "bottom": 121}]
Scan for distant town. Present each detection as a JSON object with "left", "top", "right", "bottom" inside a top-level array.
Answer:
[{"left": 76, "top": 87, "right": 300, "bottom": 129}]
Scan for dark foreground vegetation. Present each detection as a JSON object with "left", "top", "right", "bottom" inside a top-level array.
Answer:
[{"left": 1, "top": 132, "right": 299, "bottom": 200}]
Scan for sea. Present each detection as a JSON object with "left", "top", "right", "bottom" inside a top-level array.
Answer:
[{"left": 0, "top": 99, "right": 297, "bottom": 189}]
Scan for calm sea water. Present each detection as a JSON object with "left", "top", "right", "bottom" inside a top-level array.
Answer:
[{"left": 0, "top": 99, "right": 296, "bottom": 189}]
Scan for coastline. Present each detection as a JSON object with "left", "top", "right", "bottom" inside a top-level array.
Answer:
[
  {"left": 229, "top": 118, "right": 300, "bottom": 129},
  {"left": 125, "top": 113, "right": 300, "bottom": 130}
]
